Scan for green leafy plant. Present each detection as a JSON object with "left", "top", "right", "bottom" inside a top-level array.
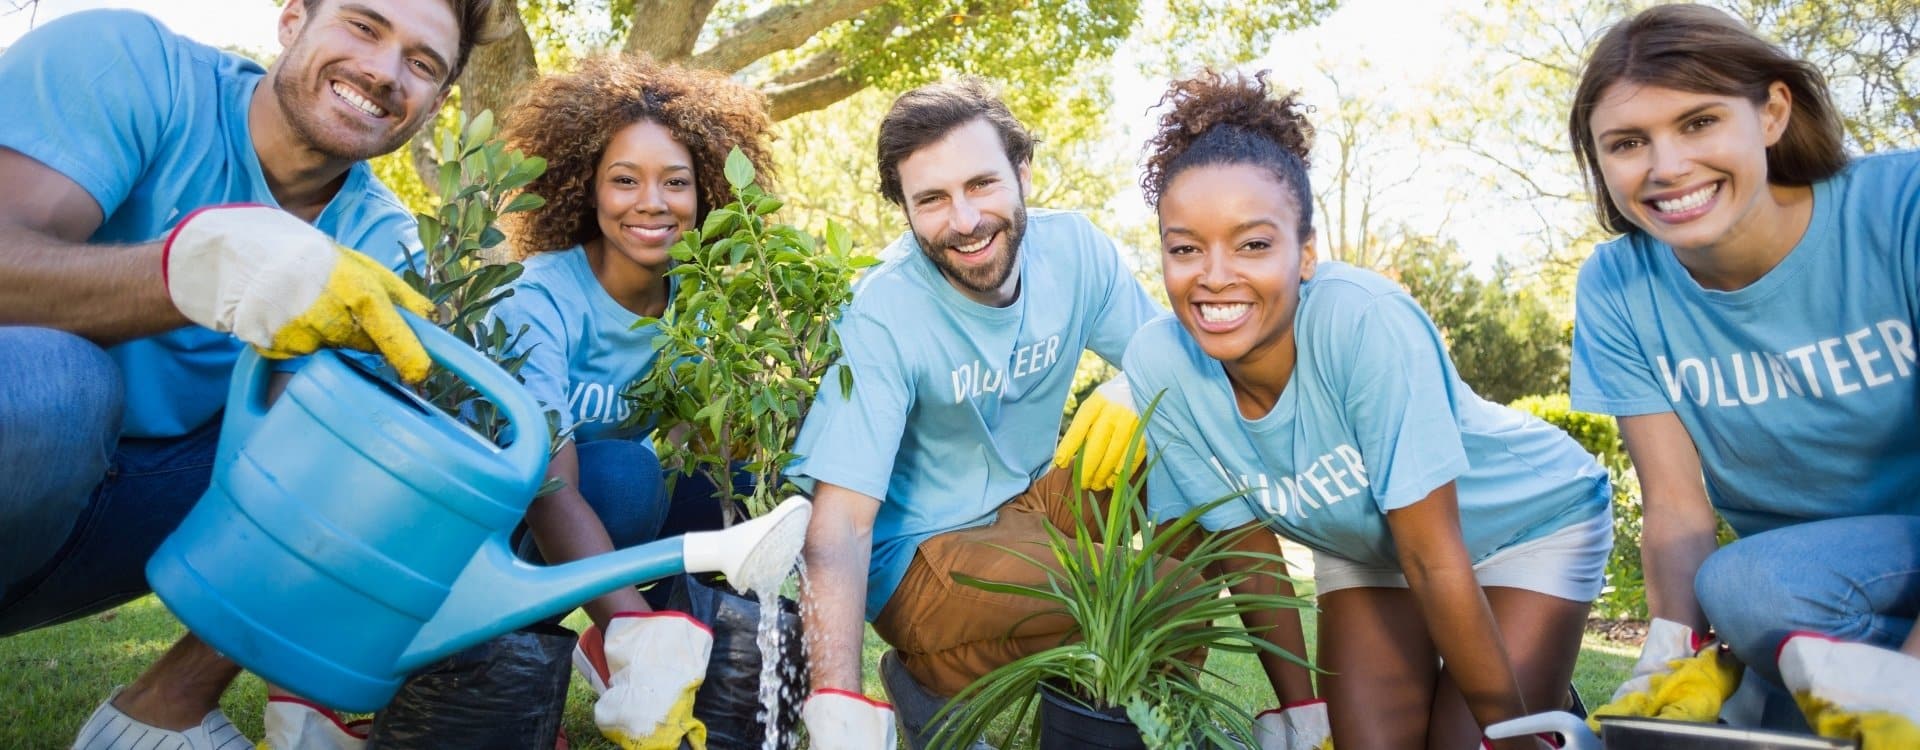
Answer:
[
  {"left": 625, "top": 147, "right": 877, "bottom": 524},
  {"left": 398, "top": 109, "right": 564, "bottom": 493},
  {"left": 931, "top": 403, "right": 1316, "bottom": 749}
]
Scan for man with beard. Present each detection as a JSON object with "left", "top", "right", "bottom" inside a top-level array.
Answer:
[
  {"left": 0, "top": 1, "right": 499, "bottom": 747},
  {"left": 793, "top": 78, "right": 1164, "bottom": 749}
]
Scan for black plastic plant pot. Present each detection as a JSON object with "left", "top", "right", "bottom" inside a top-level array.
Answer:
[
  {"left": 1037, "top": 682, "right": 1148, "bottom": 750},
  {"left": 670, "top": 572, "right": 808, "bottom": 750},
  {"left": 1596, "top": 716, "right": 1857, "bottom": 750}
]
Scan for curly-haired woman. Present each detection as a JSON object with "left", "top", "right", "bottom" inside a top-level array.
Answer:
[
  {"left": 489, "top": 53, "right": 777, "bottom": 748},
  {"left": 1124, "top": 70, "right": 1612, "bottom": 750}
]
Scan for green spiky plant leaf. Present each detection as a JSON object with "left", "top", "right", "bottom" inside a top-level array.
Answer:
[{"left": 929, "top": 398, "right": 1319, "bottom": 749}]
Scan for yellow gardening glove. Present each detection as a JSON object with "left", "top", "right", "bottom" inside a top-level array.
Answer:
[
  {"left": 1779, "top": 633, "right": 1920, "bottom": 750},
  {"left": 1587, "top": 618, "right": 1740, "bottom": 734},
  {"left": 1053, "top": 374, "right": 1143, "bottom": 490},
  {"left": 165, "top": 204, "right": 434, "bottom": 382},
  {"left": 594, "top": 612, "right": 711, "bottom": 750}
]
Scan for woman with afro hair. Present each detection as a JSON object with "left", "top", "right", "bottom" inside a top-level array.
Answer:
[
  {"left": 1122, "top": 70, "right": 1612, "bottom": 749},
  {"left": 488, "top": 53, "right": 777, "bottom": 749}
]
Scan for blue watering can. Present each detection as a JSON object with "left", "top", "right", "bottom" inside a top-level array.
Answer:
[{"left": 147, "top": 313, "right": 812, "bottom": 712}]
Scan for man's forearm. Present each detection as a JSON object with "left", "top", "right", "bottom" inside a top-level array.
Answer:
[
  {"left": 801, "top": 514, "right": 873, "bottom": 693},
  {"left": 0, "top": 232, "right": 186, "bottom": 342}
]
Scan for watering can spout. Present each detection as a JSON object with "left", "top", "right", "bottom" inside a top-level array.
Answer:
[{"left": 400, "top": 496, "right": 813, "bottom": 671}]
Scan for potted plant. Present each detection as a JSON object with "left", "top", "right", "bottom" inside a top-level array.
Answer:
[
  {"left": 929, "top": 406, "right": 1316, "bottom": 750},
  {"left": 361, "top": 111, "right": 596, "bottom": 748},
  {"left": 624, "top": 147, "right": 874, "bottom": 747}
]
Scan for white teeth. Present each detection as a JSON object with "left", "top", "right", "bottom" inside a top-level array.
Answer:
[
  {"left": 953, "top": 236, "right": 989, "bottom": 254},
  {"left": 1654, "top": 183, "right": 1717, "bottom": 213},
  {"left": 331, "top": 82, "right": 386, "bottom": 117},
  {"left": 1198, "top": 303, "right": 1249, "bottom": 323}
]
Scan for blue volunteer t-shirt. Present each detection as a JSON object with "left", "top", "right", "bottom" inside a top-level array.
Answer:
[
  {"left": 1128, "top": 263, "right": 1610, "bottom": 567},
  {"left": 789, "top": 209, "right": 1164, "bottom": 619},
  {"left": 1570, "top": 150, "right": 1920, "bottom": 536},
  {"left": 0, "top": 10, "right": 420, "bottom": 438},
  {"left": 487, "top": 246, "right": 668, "bottom": 444}
]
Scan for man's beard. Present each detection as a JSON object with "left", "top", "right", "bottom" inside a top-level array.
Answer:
[
  {"left": 916, "top": 199, "right": 1027, "bottom": 299},
  {"left": 272, "top": 55, "right": 414, "bottom": 162}
]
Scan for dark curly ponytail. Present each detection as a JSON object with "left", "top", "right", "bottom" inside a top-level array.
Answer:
[{"left": 1142, "top": 70, "right": 1316, "bottom": 242}]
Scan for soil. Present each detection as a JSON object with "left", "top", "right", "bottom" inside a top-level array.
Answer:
[{"left": 1585, "top": 617, "right": 1648, "bottom": 646}]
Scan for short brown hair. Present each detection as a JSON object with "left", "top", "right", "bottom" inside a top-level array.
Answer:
[
  {"left": 302, "top": 0, "right": 508, "bottom": 85},
  {"left": 875, "top": 77, "right": 1035, "bottom": 207},
  {"left": 1569, "top": 3, "right": 1848, "bottom": 234},
  {"left": 500, "top": 54, "right": 776, "bottom": 258}
]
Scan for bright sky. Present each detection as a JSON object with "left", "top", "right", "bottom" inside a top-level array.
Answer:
[{"left": 2, "top": 0, "right": 1533, "bottom": 269}]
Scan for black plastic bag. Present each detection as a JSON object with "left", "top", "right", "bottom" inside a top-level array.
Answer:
[
  {"left": 366, "top": 622, "right": 574, "bottom": 750},
  {"left": 671, "top": 573, "right": 808, "bottom": 750}
]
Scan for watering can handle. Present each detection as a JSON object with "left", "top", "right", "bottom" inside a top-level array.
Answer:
[
  {"left": 221, "top": 312, "right": 550, "bottom": 478},
  {"left": 396, "top": 311, "right": 550, "bottom": 474}
]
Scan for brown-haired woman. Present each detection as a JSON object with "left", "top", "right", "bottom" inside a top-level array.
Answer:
[
  {"left": 1566, "top": 3, "right": 1920, "bottom": 737},
  {"left": 1128, "top": 69, "right": 1612, "bottom": 750},
  {"left": 489, "top": 53, "right": 776, "bottom": 748}
]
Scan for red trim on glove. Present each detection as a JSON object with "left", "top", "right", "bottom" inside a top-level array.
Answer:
[
  {"left": 810, "top": 688, "right": 893, "bottom": 711},
  {"left": 160, "top": 203, "right": 267, "bottom": 289},
  {"left": 1257, "top": 698, "right": 1327, "bottom": 718},
  {"left": 266, "top": 695, "right": 369, "bottom": 738},
  {"left": 608, "top": 609, "right": 713, "bottom": 636},
  {"left": 1775, "top": 629, "right": 1840, "bottom": 664}
]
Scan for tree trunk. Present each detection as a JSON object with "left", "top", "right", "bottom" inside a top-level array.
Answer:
[
  {"left": 624, "top": 0, "right": 721, "bottom": 62},
  {"left": 460, "top": 0, "right": 539, "bottom": 119}
]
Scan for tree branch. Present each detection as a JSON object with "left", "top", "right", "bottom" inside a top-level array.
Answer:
[
  {"left": 688, "top": 0, "right": 888, "bottom": 74},
  {"left": 624, "top": 0, "right": 720, "bottom": 61},
  {"left": 772, "top": 48, "right": 844, "bottom": 85},
  {"left": 766, "top": 68, "right": 865, "bottom": 120}
]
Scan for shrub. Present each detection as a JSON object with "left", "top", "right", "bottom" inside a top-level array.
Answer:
[{"left": 1510, "top": 394, "right": 1643, "bottom": 619}]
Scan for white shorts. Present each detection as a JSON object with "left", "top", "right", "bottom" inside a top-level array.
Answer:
[{"left": 1311, "top": 510, "right": 1614, "bottom": 602}]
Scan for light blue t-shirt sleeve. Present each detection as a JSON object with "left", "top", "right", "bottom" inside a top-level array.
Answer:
[
  {"left": 487, "top": 282, "right": 575, "bottom": 433},
  {"left": 1336, "top": 292, "right": 1471, "bottom": 511},
  {"left": 789, "top": 310, "right": 914, "bottom": 500},
  {"left": 1083, "top": 228, "right": 1163, "bottom": 365},
  {"left": 0, "top": 10, "right": 179, "bottom": 215},
  {"left": 1124, "top": 327, "right": 1258, "bottom": 532},
  {"left": 1569, "top": 249, "right": 1674, "bottom": 417}
]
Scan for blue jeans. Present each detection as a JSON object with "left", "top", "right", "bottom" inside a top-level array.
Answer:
[
  {"left": 0, "top": 327, "right": 219, "bottom": 636},
  {"left": 1694, "top": 514, "right": 1920, "bottom": 726}
]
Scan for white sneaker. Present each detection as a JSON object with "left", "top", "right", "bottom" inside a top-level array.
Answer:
[{"left": 72, "top": 688, "right": 251, "bottom": 750}]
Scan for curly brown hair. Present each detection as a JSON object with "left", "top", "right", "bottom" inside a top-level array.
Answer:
[
  {"left": 501, "top": 54, "right": 776, "bottom": 258},
  {"left": 1141, "top": 70, "right": 1316, "bottom": 241}
]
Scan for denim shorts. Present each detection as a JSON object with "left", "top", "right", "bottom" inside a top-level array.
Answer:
[{"left": 1310, "top": 510, "right": 1613, "bottom": 602}]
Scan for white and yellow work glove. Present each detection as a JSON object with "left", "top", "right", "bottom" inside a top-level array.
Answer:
[
  {"left": 1779, "top": 633, "right": 1920, "bottom": 749},
  {"left": 258, "top": 696, "right": 369, "bottom": 750},
  {"left": 1053, "top": 374, "right": 1143, "bottom": 491},
  {"left": 1255, "top": 700, "right": 1333, "bottom": 749},
  {"left": 800, "top": 689, "right": 897, "bottom": 750},
  {"left": 1587, "top": 618, "right": 1740, "bottom": 734},
  {"left": 164, "top": 204, "right": 434, "bottom": 383},
  {"left": 593, "top": 612, "right": 711, "bottom": 750}
]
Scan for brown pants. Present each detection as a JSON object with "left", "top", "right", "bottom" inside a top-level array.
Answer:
[{"left": 871, "top": 466, "right": 1130, "bottom": 697}]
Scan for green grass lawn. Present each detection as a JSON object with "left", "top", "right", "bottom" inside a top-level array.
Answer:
[{"left": 0, "top": 595, "right": 1634, "bottom": 749}]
